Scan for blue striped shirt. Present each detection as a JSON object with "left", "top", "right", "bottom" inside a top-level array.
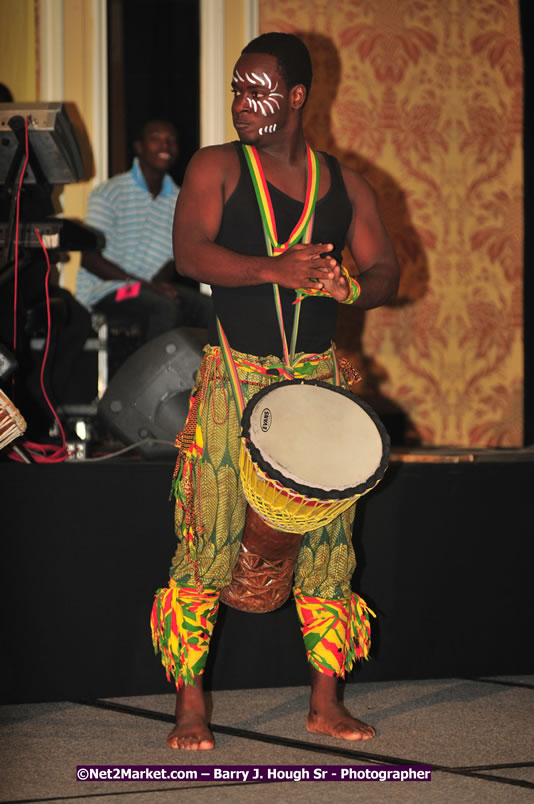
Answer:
[{"left": 75, "top": 158, "right": 179, "bottom": 308}]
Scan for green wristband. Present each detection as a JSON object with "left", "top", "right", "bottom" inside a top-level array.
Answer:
[{"left": 340, "top": 266, "right": 361, "bottom": 304}]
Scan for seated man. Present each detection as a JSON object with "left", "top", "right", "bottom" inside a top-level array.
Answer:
[{"left": 76, "top": 119, "right": 212, "bottom": 344}]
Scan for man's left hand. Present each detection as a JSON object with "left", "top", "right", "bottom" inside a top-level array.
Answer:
[{"left": 315, "top": 257, "right": 350, "bottom": 303}]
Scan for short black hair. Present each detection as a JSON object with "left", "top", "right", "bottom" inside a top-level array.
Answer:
[
  {"left": 134, "top": 118, "right": 177, "bottom": 143},
  {"left": 242, "top": 32, "right": 312, "bottom": 98}
]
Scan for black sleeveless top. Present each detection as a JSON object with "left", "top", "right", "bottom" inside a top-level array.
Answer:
[{"left": 209, "top": 142, "right": 352, "bottom": 357}]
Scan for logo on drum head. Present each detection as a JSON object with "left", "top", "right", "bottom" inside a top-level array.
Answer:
[{"left": 260, "top": 407, "right": 272, "bottom": 432}]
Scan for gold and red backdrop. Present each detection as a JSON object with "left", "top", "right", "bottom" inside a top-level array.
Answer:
[{"left": 259, "top": 0, "right": 523, "bottom": 446}]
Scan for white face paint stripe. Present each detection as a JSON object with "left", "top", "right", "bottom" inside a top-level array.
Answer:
[
  {"left": 257, "top": 100, "right": 267, "bottom": 116},
  {"left": 250, "top": 72, "right": 265, "bottom": 85},
  {"left": 264, "top": 100, "right": 274, "bottom": 114},
  {"left": 234, "top": 70, "right": 244, "bottom": 82},
  {"left": 265, "top": 74, "right": 272, "bottom": 89},
  {"left": 268, "top": 78, "right": 283, "bottom": 113},
  {"left": 258, "top": 123, "right": 277, "bottom": 136}
]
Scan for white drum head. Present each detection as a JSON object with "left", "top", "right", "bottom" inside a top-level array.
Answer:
[{"left": 244, "top": 381, "right": 388, "bottom": 496}]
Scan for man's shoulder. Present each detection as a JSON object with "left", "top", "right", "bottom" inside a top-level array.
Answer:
[
  {"left": 319, "top": 149, "right": 356, "bottom": 177},
  {"left": 162, "top": 173, "right": 180, "bottom": 201},
  {"left": 181, "top": 143, "right": 239, "bottom": 192},
  {"left": 329, "top": 157, "right": 375, "bottom": 201},
  {"left": 88, "top": 168, "right": 135, "bottom": 201},
  {"left": 188, "top": 142, "right": 238, "bottom": 170}
]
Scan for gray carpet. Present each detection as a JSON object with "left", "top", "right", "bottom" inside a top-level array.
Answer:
[{"left": 1, "top": 676, "right": 533, "bottom": 803}]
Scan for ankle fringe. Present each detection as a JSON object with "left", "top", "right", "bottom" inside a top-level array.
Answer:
[
  {"left": 346, "top": 593, "right": 375, "bottom": 670},
  {"left": 150, "top": 582, "right": 219, "bottom": 689},
  {"left": 294, "top": 589, "right": 376, "bottom": 678}
]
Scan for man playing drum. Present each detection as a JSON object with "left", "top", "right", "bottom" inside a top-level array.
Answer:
[{"left": 151, "top": 32, "right": 400, "bottom": 750}]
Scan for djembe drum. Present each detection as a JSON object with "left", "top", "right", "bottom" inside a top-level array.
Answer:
[
  {"left": 0, "top": 389, "right": 27, "bottom": 450},
  {"left": 219, "top": 380, "right": 390, "bottom": 612}
]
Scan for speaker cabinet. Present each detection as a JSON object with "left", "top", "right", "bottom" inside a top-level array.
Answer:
[{"left": 98, "top": 328, "right": 203, "bottom": 458}]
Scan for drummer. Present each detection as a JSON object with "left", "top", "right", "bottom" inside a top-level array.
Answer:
[{"left": 151, "top": 32, "right": 399, "bottom": 750}]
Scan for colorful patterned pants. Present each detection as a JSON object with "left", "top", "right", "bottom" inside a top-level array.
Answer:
[{"left": 151, "top": 345, "right": 374, "bottom": 688}]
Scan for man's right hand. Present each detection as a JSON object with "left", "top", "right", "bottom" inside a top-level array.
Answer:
[{"left": 269, "top": 243, "right": 336, "bottom": 290}]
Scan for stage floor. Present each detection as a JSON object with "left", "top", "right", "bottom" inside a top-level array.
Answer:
[{"left": 1, "top": 676, "right": 533, "bottom": 802}]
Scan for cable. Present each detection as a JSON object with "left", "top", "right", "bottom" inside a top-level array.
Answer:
[
  {"left": 6, "top": 115, "right": 68, "bottom": 464},
  {"left": 9, "top": 231, "right": 69, "bottom": 464},
  {"left": 8, "top": 438, "right": 177, "bottom": 464},
  {"left": 32, "top": 228, "right": 68, "bottom": 458},
  {"left": 12, "top": 115, "right": 30, "bottom": 356},
  {"left": 72, "top": 439, "right": 176, "bottom": 463}
]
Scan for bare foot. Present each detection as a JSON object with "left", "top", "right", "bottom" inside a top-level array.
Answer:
[
  {"left": 166, "top": 678, "right": 215, "bottom": 750},
  {"left": 166, "top": 712, "right": 214, "bottom": 750},
  {"left": 306, "top": 701, "right": 376, "bottom": 741},
  {"left": 307, "top": 667, "right": 376, "bottom": 741}
]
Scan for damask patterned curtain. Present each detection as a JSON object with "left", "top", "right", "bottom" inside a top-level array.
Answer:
[{"left": 260, "top": 0, "right": 523, "bottom": 447}]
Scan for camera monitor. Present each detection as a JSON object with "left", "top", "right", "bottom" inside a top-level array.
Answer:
[{"left": 0, "top": 102, "right": 84, "bottom": 185}]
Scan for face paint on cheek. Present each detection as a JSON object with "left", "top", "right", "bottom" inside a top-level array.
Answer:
[{"left": 259, "top": 124, "right": 277, "bottom": 136}]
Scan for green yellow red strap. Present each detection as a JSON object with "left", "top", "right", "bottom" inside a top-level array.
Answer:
[
  {"left": 241, "top": 143, "right": 320, "bottom": 362},
  {"left": 242, "top": 143, "right": 319, "bottom": 255}
]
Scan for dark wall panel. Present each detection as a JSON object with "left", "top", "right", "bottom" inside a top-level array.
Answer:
[
  {"left": 1, "top": 457, "right": 532, "bottom": 704},
  {"left": 108, "top": 0, "right": 199, "bottom": 184}
]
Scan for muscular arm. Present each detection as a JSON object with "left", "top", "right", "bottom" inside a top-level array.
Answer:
[
  {"left": 81, "top": 250, "right": 137, "bottom": 283},
  {"left": 173, "top": 146, "right": 335, "bottom": 290},
  {"left": 342, "top": 167, "right": 400, "bottom": 309}
]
